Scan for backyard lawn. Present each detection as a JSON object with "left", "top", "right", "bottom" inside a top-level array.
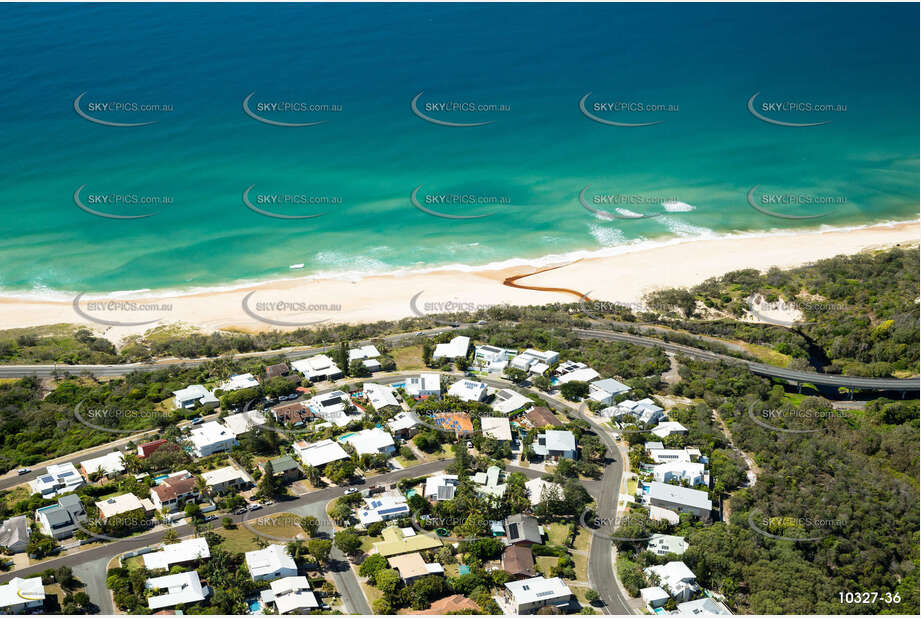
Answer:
[{"left": 216, "top": 512, "right": 306, "bottom": 553}]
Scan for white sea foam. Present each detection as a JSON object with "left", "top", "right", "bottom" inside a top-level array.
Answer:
[{"left": 662, "top": 200, "right": 695, "bottom": 212}]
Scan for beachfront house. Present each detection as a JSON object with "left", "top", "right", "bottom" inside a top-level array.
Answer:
[
  {"left": 223, "top": 409, "right": 267, "bottom": 436},
  {"left": 608, "top": 398, "right": 665, "bottom": 425},
  {"left": 95, "top": 493, "right": 155, "bottom": 524},
  {"left": 306, "top": 390, "right": 360, "bottom": 426},
  {"left": 29, "top": 462, "right": 84, "bottom": 498},
  {"left": 643, "top": 561, "right": 699, "bottom": 602},
  {"left": 652, "top": 421, "right": 689, "bottom": 439},
  {"left": 291, "top": 354, "right": 343, "bottom": 382},
  {"left": 405, "top": 373, "right": 441, "bottom": 399},
  {"left": 245, "top": 544, "right": 298, "bottom": 582},
  {"left": 446, "top": 379, "right": 487, "bottom": 402},
  {"left": 350, "top": 345, "right": 382, "bottom": 372},
  {"left": 588, "top": 378, "right": 631, "bottom": 405},
  {"left": 554, "top": 361, "right": 600, "bottom": 385},
  {"left": 503, "top": 576, "right": 572, "bottom": 614},
  {"left": 172, "top": 384, "right": 218, "bottom": 410},
  {"left": 137, "top": 439, "right": 168, "bottom": 459},
  {"left": 677, "top": 597, "right": 733, "bottom": 615},
  {"left": 433, "top": 336, "right": 470, "bottom": 360},
  {"left": 218, "top": 373, "right": 260, "bottom": 392},
  {"left": 189, "top": 421, "right": 238, "bottom": 457},
  {"left": 474, "top": 344, "right": 514, "bottom": 372}
]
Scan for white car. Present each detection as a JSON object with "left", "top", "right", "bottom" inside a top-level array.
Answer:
[{"left": 344, "top": 487, "right": 358, "bottom": 495}]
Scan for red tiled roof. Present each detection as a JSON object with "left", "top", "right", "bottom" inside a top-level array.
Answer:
[
  {"left": 138, "top": 439, "right": 168, "bottom": 458},
  {"left": 526, "top": 406, "right": 562, "bottom": 427},
  {"left": 152, "top": 474, "right": 198, "bottom": 502},
  {"left": 409, "top": 595, "right": 479, "bottom": 614},
  {"left": 502, "top": 544, "right": 536, "bottom": 577}
]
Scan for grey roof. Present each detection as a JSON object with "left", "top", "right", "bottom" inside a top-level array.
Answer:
[
  {"left": 0, "top": 515, "right": 29, "bottom": 548},
  {"left": 593, "top": 378, "right": 631, "bottom": 395},
  {"left": 542, "top": 430, "right": 576, "bottom": 453},
  {"left": 648, "top": 482, "right": 712, "bottom": 511},
  {"left": 59, "top": 493, "right": 86, "bottom": 519},
  {"left": 437, "top": 485, "right": 457, "bottom": 501},
  {"left": 505, "top": 514, "right": 541, "bottom": 544}
]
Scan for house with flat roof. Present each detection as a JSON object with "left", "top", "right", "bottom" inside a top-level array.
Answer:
[
  {"left": 640, "top": 586, "right": 670, "bottom": 609},
  {"left": 29, "top": 462, "right": 84, "bottom": 498},
  {"left": 188, "top": 421, "right": 237, "bottom": 457},
  {"left": 609, "top": 398, "right": 665, "bottom": 425},
  {"left": 504, "top": 576, "right": 572, "bottom": 614},
  {"left": 349, "top": 345, "right": 381, "bottom": 361},
  {"left": 137, "top": 439, "right": 168, "bottom": 459},
  {"left": 291, "top": 354, "right": 343, "bottom": 382},
  {"left": 0, "top": 577, "right": 44, "bottom": 614},
  {"left": 387, "top": 411, "right": 420, "bottom": 438},
  {"left": 144, "top": 537, "right": 211, "bottom": 571},
  {"left": 373, "top": 525, "right": 442, "bottom": 557},
  {"left": 202, "top": 465, "right": 250, "bottom": 494},
  {"left": 150, "top": 472, "right": 200, "bottom": 513},
  {"left": 652, "top": 461, "right": 709, "bottom": 487},
  {"left": 524, "top": 406, "right": 562, "bottom": 428},
  {"left": 0, "top": 516, "right": 30, "bottom": 554},
  {"left": 36, "top": 494, "right": 86, "bottom": 540},
  {"left": 474, "top": 344, "right": 513, "bottom": 365},
  {"left": 364, "top": 383, "right": 401, "bottom": 412},
  {"left": 260, "top": 576, "right": 319, "bottom": 614},
  {"left": 172, "top": 384, "right": 218, "bottom": 410},
  {"left": 340, "top": 427, "right": 395, "bottom": 456},
  {"left": 554, "top": 361, "right": 600, "bottom": 385},
  {"left": 652, "top": 421, "right": 689, "bottom": 439},
  {"left": 405, "top": 373, "right": 441, "bottom": 399},
  {"left": 532, "top": 430, "right": 577, "bottom": 460},
  {"left": 647, "top": 534, "right": 689, "bottom": 556},
  {"left": 79, "top": 451, "right": 125, "bottom": 480},
  {"left": 306, "top": 390, "right": 360, "bottom": 427},
  {"left": 502, "top": 544, "right": 536, "bottom": 579},
  {"left": 504, "top": 514, "right": 542, "bottom": 546},
  {"left": 649, "top": 447, "right": 701, "bottom": 464},
  {"left": 387, "top": 552, "right": 445, "bottom": 583},
  {"left": 588, "top": 378, "right": 631, "bottom": 405},
  {"left": 95, "top": 493, "right": 154, "bottom": 523},
  {"left": 223, "top": 409, "right": 267, "bottom": 436},
  {"left": 481, "top": 416, "right": 513, "bottom": 441},
  {"left": 260, "top": 455, "right": 301, "bottom": 482},
  {"left": 433, "top": 412, "right": 474, "bottom": 437},
  {"left": 433, "top": 336, "right": 470, "bottom": 360},
  {"left": 293, "top": 439, "right": 350, "bottom": 469},
  {"left": 510, "top": 349, "right": 559, "bottom": 373},
  {"left": 643, "top": 561, "right": 699, "bottom": 602},
  {"left": 357, "top": 494, "right": 411, "bottom": 526},
  {"left": 146, "top": 571, "right": 208, "bottom": 610},
  {"left": 245, "top": 544, "right": 298, "bottom": 581},
  {"left": 446, "top": 379, "right": 487, "bottom": 402},
  {"left": 218, "top": 373, "right": 260, "bottom": 392},
  {"left": 678, "top": 597, "right": 733, "bottom": 615},
  {"left": 646, "top": 482, "right": 712, "bottom": 521},
  {"left": 491, "top": 388, "right": 532, "bottom": 414},
  {"left": 423, "top": 474, "right": 459, "bottom": 502}
]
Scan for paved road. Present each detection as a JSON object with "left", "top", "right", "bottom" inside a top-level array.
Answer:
[{"left": 574, "top": 328, "right": 920, "bottom": 392}]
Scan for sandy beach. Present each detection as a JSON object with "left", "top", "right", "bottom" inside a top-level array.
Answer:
[{"left": 1, "top": 221, "right": 917, "bottom": 343}]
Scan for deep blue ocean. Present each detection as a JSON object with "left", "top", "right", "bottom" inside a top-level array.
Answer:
[{"left": 0, "top": 2, "right": 917, "bottom": 294}]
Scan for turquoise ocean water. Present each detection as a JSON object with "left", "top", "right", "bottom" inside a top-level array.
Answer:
[{"left": 0, "top": 2, "right": 917, "bottom": 296}]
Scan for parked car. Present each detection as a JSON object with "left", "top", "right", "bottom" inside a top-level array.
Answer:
[
  {"left": 191, "top": 417, "right": 204, "bottom": 425},
  {"left": 344, "top": 487, "right": 358, "bottom": 495},
  {"left": 234, "top": 507, "right": 248, "bottom": 515},
  {"left": 16, "top": 468, "right": 30, "bottom": 475},
  {"left": 248, "top": 503, "right": 263, "bottom": 511}
]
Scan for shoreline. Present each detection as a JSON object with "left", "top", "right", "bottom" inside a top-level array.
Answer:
[{"left": 0, "top": 220, "right": 917, "bottom": 342}]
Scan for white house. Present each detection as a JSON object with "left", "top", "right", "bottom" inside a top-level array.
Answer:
[
  {"left": 260, "top": 576, "right": 319, "bottom": 614},
  {"left": 291, "top": 354, "right": 343, "bottom": 381},
  {"left": 652, "top": 462, "right": 708, "bottom": 487},
  {"left": 144, "top": 537, "right": 211, "bottom": 571},
  {"left": 364, "top": 383, "right": 401, "bottom": 411},
  {"left": 95, "top": 493, "right": 154, "bottom": 522},
  {"left": 447, "top": 379, "right": 487, "bottom": 402},
  {"left": 29, "top": 462, "right": 84, "bottom": 498},
  {"left": 146, "top": 571, "right": 208, "bottom": 610},
  {"left": 189, "top": 421, "right": 238, "bottom": 457},
  {"left": 532, "top": 430, "right": 577, "bottom": 460},
  {"left": 306, "top": 390, "right": 360, "bottom": 427},
  {"left": 433, "top": 336, "right": 470, "bottom": 360},
  {"left": 643, "top": 561, "right": 699, "bottom": 602},
  {"left": 649, "top": 447, "right": 701, "bottom": 464},
  {"left": 172, "top": 384, "right": 218, "bottom": 409},
  {"left": 555, "top": 361, "right": 600, "bottom": 385},
  {"left": 646, "top": 482, "right": 712, "bottom": 521},
  {"left": 647, "top": 534, "right": 689, "bottom": 556},
  {"left": 481, "top": 417, "right": 513, "bottom": 441},
  {"left": 613, "top": 398, "right": 665, "bottom": 425},
  {"left": 293, "top": 439, "right": 350, "bottom": 469},
  {"left": 677, "top": 597, "right": 733, "bottom": 615},
  {"left": 640, "top": 586, "right": 670, "bottom": 609},
  {"left": 223, "top": 409, "right": 267, "bottom": 436},
  {"left": 424, "top": 474, "right": 459, "bottom": 501},
  {"left": 511, "top": 349, "right": 559, "bottom": 373},
  {"left": 651, "top": 421, "right": 689, "bottom": 439},
  {"left": 404, "top": 373, "right": 441, "bottom": 398},
  {"left": 524, "top": 478, "right": 563, "bottom": 506},
  {"left": 472, "top": 465, "right": 507, "bottom": 498},
  {"left": 79, "top": 451, "right": 125, "bottom": 479},
  {"left": 356, "top": 494, "right": 410, "bottom": 526},
  {"left": 491, "top": 388, "right": 532, "bottom": 414},
  {"left": 504, "top": 576, "right": 572, "bottom": 614},
  {"left": 36, "top": 494, "right": 86, "bottom": 540},
  {"left": 588, "top": 378, "right": 631, "bottom": 405},
  {"left": 340, "top": 428, "right": 395, "bottom": 456},
  {"left": 474, "top": 344, "right": 512, "bottom": 365},
  {"left": 349, "top": 345, "right": 380, "bottom": 361},
  {"left": 201, "top": 466, "right": 250, "bottom": 494},
  {"left": 387, "top": 411, "right": 420, "bottom": 438},
  {"left": 0, "top": 577, "right": 45, "bottom": 614},
  {"left": 218, "top": 373, "right": 260, "bottom": 392},
  {"left": 246, "top": 544, "right": 298, "bottom": 581}
]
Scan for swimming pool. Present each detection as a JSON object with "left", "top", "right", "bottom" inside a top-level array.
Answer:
[
  {"left": 406, "top": 489, "right": 418, "bottom": 498},
  {"left": 337, "top": 432, "right": 357, "bottom": 441},
  {"left": 152, "top": 474, "right": 170, "bottom": 484}
]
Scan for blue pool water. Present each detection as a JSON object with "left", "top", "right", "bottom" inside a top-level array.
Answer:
[
  {"left": 337, "top": 432, "right": 358, "bottom": 441},
  {"left": 248, "top": 599, "right": 262, "bottom": 613},
  {"left": 153, "top": 474, "right": 169, "bottom": 484},
  {"left": 459, "top": 565, "right": 471, "bottom": 575}
]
